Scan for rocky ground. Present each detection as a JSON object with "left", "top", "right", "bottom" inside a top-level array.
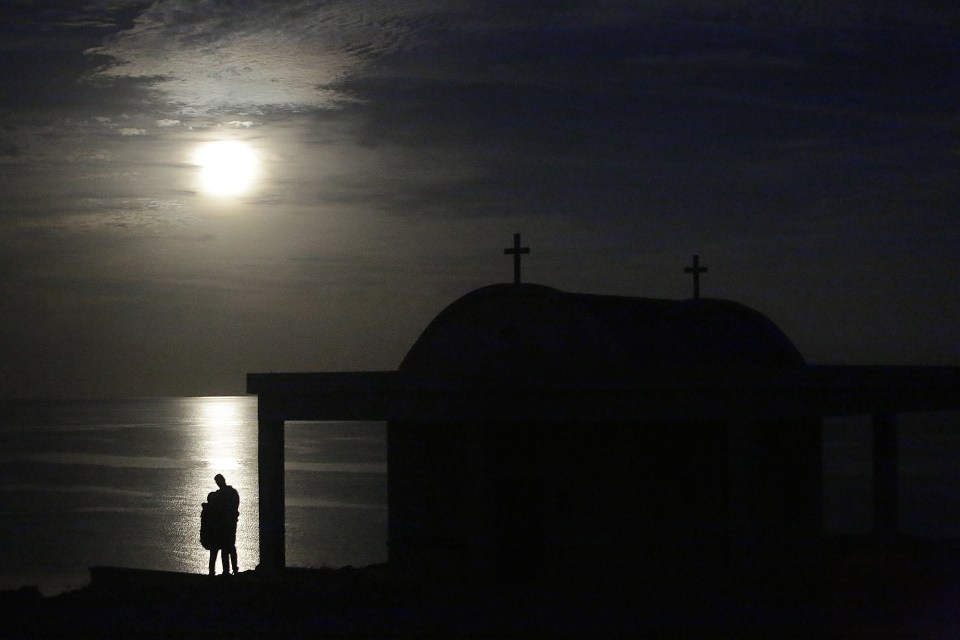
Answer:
[{"left": 3, "top": 536, "right": 960, "bottom": 637}]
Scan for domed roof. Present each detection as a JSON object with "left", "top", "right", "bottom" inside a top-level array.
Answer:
[{"left": 399, "top": 284, "right": 804, "bottom": 385}]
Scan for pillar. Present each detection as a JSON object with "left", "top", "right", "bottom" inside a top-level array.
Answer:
[
  {"left": 258, "top": 416, "right": 285, "bottom": 572},
  {"left": 872, "top": 413, "right": 898, "bottom": 545}
]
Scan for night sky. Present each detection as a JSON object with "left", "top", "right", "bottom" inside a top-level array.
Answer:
[{"left": 1, "top": 1, "right": 958, "bottom": 398}]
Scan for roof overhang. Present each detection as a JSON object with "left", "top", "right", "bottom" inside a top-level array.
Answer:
[{"left": 247, "top": 365, "right": 960, "bottom": 423}]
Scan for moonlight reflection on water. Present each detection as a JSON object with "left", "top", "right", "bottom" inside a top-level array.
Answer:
[{"left": 0, "top": 397, "right": 387, "bottom": 594}]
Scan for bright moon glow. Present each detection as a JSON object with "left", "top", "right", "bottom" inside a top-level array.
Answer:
[
  {"left": 197, "top": 397, "right": 244, "bottom": 470},
  {"left": 194, "top": 140, "right": 259, "bottom": 197}
]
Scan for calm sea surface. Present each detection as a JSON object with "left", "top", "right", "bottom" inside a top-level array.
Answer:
[
  {"left": 0, "top": 397, "right": 386, "bottom": 595},
  {"left": 0, "top": 398, "right": 958, "bottom": 595},
  {"left": 824, "top": 411, "right": 960, "bottom": 538}
]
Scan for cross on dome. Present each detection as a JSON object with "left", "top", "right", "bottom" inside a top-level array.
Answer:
[
  {"left": 504, "top": 233, "right": 530, "bottom": 284},
  {"left": 685, "top": 254, "right": 708, "bottom": 300}
]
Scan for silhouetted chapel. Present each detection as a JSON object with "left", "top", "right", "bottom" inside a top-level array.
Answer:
[{"left": 248, "top": 243, "right": 960, "bottom": 591}]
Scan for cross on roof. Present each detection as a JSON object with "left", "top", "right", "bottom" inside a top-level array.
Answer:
[
  {"left": 504, "top": 233, "right": 530, "bottom": 284},
  {"left": 684, "top": 254, "right": 708, "bottom": 300}
]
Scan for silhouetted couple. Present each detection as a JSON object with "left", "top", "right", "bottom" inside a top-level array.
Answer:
[{"left": 201, "top": 474, "right": 240, "bottom": 576}]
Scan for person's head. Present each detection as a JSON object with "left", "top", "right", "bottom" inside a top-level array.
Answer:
[{"left": 214, "top": 474, "right": 226, "bottom": 489}]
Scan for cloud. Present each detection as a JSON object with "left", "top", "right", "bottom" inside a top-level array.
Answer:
[
  {"left": 156, "top": 119, "right": 181, "bottom": 127},
  {"left": 118, "top": 127, "right": 146, "bottom": 136},
  {"left": 23, "top": 197, "right": 195, "bottom": 236},
  {"left": 83, "top": 0, "right": 960, "bottom": 117},
  {"left": 84, "top": 0, "right": 424, "bottom": 113}
]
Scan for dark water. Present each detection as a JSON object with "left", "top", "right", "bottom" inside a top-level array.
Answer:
[
  {"left": 824, "top": 411, "right": 960, "bottom": 539},
  {"left": 0, "top": 397, "right": 386, "bottom": 595},
  {"left": 0, "top": 398, "right": 957, "bottom": 595}
]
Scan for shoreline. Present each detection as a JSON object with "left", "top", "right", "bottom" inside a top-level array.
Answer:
[{"left": 4, "top": 535, "right": 960, "bottom": 636}]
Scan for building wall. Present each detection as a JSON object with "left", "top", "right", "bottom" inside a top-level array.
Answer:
[
  {"left": 388, "top": 417, "right": 821, "bottom": 591},
  {"left": 727, "top": 418, "right": 823, "bottom": 573}
]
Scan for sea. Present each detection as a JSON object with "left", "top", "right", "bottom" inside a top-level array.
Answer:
[
  {"left": 0, "top": 397, "right": 387, "bottom": 595},
  {"left": 0, "top": 398, "right": 959, "bottom": 596}
]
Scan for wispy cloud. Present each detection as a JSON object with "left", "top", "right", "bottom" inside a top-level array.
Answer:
[
  {"left": 83, "top": 0, "right": 960, "bottom": 116},
  {"left": 24, "top": 197, "right": 194, "bottom": 235},
  {"left": 84, "top": 0, "right": 426, "bottom": 113}
]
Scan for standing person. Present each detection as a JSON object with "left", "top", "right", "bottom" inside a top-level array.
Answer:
[
  {"left": 202, "top": 490, "right": 225, "bottom": 576},
  {"left": 212, "top": 473, "right": 240, "bottom": 575}
]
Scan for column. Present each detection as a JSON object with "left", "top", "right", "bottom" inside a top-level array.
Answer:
[
  {"left": 873, "top": 413, "right": 898, "bottom": 545},
  {"left": 258, "top": 415, "right": 285, "bottom": 572}
]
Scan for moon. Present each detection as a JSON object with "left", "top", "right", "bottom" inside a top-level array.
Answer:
[{"left": 194, "top": 140, "right": 259, "bottom": 198}]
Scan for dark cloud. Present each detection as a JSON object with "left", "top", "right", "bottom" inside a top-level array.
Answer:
[
  {"left": 0, "top": 2, "right": 148, "bottom": 109},
  {"left": 341, "top": 16, "right": 959, "bottom": 232},
  {"left": 0, "top": 1, "right": 148, "bottom": 29}
]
